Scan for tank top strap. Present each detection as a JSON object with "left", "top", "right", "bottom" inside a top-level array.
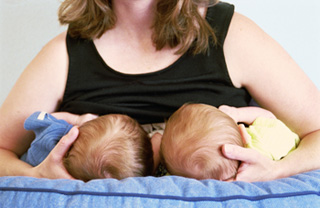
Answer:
[{"left": 206, "top": 2, "right": 235, "bottom": 45}]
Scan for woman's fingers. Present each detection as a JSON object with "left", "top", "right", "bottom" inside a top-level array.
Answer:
[
  {"left": 32, "top": 127, "right": 79, "bottom": 179},
  {"left": 51, "top": 126, "right": 79, "bottom": 161},
  {"left": 222, "top": 144, "right": 277, "bottom": 182},
  {"left": 76, "top": 113, "right": 98, "bottom": 126},
  {"left": 222, "top": 144, "right": 258, "bottom": 163},
  {"left": 238, "top": 124, "right": 252, "bottom": 145}
]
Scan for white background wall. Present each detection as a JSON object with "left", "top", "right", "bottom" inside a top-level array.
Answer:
[
  {"left": 227, "top": 0, "right": 320, "bottom": 90},
  {"left": 1, "top": 0, "right": 319, "bottom": 105},
  {"left": 0, "top": 0, "right": 66, "bottom": 105}
]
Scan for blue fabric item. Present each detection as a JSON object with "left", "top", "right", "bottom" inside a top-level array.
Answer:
[
  {"left": 20, "top": 111, "right": 73, "bottom": 166},
  {"left": 11, "top": 112, "right": 320, "bottom": 207},
  {"left": 0, "top": 169, "right": 320, "bottom": 207}
]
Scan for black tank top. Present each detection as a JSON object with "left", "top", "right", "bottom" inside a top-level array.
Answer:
[{"left": 59, "top": 2, "right": 251, "bottom": 124}]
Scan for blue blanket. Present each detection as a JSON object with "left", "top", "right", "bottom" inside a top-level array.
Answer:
[
  {"left": 21, "top": 111, "right": 73, "bottom": 166},
  {"left": 1, "top": 169, "right": 320, "bottom": 207}
]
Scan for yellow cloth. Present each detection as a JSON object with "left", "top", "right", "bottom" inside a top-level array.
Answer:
[{"left": 246, "top": 117, "right": 300, "bottom": 160}]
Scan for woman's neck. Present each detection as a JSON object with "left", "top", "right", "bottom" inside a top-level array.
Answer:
[{"left": 112, "top": 0, "right": 157, "bottom": 33}]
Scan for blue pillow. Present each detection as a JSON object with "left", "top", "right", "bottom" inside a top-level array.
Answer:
[{"left": 1, "top": 169, "right": 320, "bottom": 207}]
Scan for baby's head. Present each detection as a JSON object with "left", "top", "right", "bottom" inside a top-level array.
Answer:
[
  {"left": 63, "top": 114, "right": 154, "bottom": 181},
  {"left": 161, "top": 103, "right": 242, "bottom": 180}
]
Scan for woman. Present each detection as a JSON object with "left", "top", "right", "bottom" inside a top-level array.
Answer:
[{"left": 0, "top": 0, "right": 319, "bottom": 182}]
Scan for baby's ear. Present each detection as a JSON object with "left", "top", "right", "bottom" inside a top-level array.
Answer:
[
  {"left": 238, "top": 124, "right": 251, "bottom": 145},
  {"left": 151, "top": 133, "right": 163, "bottom": 173},
  {"left": 151, "top": 133, "right": 163, "bottom": 147}
]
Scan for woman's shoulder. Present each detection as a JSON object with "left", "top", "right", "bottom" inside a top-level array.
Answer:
[
  {"left": 226, "top": 12, "right": 270, "bottom": 58},
  {"left": 42, "top": 31, "right": 68, "bottom": 53},
  {"left": 35, "top": 31, "right": 69, "bottom": 78},
  {"left": 228, "top": 12, "right": 264, "bottom": 39},
  {"left": 223, "top": 12, "right": 274, "bottom": 88}
]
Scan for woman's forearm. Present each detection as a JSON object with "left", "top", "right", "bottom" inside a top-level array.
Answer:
[
  {"left": 0, "top": 148, "right": 34, "bottom": 177},
  {"left": 276, "top": 130, "right": 320, "bottom": 178},
  {"left": 0, "top": 127, "right": 79, "bottom": 179}
]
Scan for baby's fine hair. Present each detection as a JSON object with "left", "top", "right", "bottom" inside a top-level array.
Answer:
[
  {"left": 161, "top": 103, "right": 242, "bottom": 180},
  {"left": 63, "top": 114, "right": 154, "bottom": 181}
]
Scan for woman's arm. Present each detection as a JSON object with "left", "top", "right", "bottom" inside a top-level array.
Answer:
[
  {"left": 222, "top": 12, "right": 320, "bottom": 181},
  {"left": 0, "top": 31, "right": 75, "bottom": 178},
  {"left": 219, "top": 105, "right": 276, "bottom": 124}
]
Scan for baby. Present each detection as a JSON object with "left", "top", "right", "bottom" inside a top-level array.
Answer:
[
  {"left": 21, "top": 112, "right": 154, "bottom": 181},
  {"left": 160, "top": 103, "right": 299, "bottom": 181}
]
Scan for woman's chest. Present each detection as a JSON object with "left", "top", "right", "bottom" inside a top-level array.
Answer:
[{"left": 93, "top": 37, "right": 182, "bottom": 75}]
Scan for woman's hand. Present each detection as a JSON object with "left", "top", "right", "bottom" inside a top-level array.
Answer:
[
  {"left": 31, "top": 127, "right": 79, "bottom": 179},
  {"left": 222, "top": 144, "right": 279, "bottom": 182},
  {"left": 52, "top": 112, "right": 98, "bottom": 126},
  {"left": 75, "top": 113, "right": 98, "bottom": 126},
  {"left": 219, "top": 105, "right": 276, "bottom": 125},
  {"left": 218, "top": 105, "right": 240, "bottom": 123}
]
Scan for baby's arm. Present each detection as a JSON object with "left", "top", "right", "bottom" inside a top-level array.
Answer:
[
  {"left": 51, "top": 112, "right": 98, "bottom": 126},
  {"left": 219, "top": 105, "right": 276, "bottom": 124}
]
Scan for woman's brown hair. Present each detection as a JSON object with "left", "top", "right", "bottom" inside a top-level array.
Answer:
[{"left": 58, "top": 0, "right": 218, "bottom": 55}]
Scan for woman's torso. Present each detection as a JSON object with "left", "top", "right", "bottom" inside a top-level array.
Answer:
[{"left": 58, "top": 2, "right": 251, "bottom": 124}]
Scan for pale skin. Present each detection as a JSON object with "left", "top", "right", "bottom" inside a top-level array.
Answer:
[
  {"left": 218, "top": 105, "right": 276, "bottom": 124},
  {"left": 155, "top": 105, "right": 278, "bottom": 180},
  {"left": 51, "top": 112, "right": 99, "bottom": 127},
  {"left": 52, "top": 112, "right": 161, "bottom": 174},
  {"left": 0, "top": 0, "right": 319, "bottom": 181},
  {"left": 50, "top": 112, "right": 161, "bottom": 176},
  {"left": 151, "top": 133, "right": 162, "bottom": 173},
  {"left": 219, "top": 105, "right": 278, "bottom": 150}
]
